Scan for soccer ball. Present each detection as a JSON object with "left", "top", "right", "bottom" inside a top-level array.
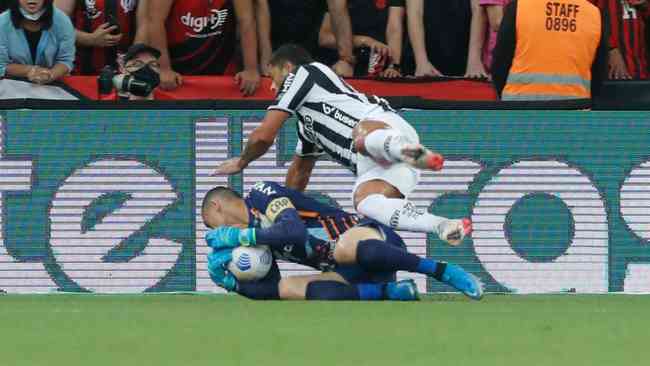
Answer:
[{"left": 227, "top": 245, "right": 273, "bottom": 281}]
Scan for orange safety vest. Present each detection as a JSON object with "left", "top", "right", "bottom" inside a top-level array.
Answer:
[{"left": 502, "top": 0, "right": 601, "bottom": 100}]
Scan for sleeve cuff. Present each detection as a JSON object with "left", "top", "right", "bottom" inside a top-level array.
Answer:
[{"left": 267, "top": 106, "right": 295, "bottom": 116}]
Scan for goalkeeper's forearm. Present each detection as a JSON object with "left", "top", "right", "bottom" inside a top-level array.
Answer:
[{"left": 252, "top": 209, "right": 308, "bottom": 249}]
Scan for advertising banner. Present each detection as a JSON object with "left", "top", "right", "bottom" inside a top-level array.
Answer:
[{"left": 0, "top": 110, "right": 648, "bottom": 293}]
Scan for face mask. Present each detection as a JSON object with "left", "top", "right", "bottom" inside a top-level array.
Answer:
[
  {"left": 131, "top": 64, "right": 161, "bottom": 89},
  {"left": 19, "top": 7, "right": 46, "bottom": 21}
]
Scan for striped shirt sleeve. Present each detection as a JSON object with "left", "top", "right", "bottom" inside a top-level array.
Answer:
[{"left": 268, "top": 66, "right": 314, "bottom": 115}]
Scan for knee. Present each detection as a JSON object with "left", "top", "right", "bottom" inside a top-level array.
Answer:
[{"left": 333, "top": 237, "right": 357, "bottom": 264}]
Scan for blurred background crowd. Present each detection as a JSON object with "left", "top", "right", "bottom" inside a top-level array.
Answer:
[{"left": 0, "top": 0, "right": 648, "bottom": 98}]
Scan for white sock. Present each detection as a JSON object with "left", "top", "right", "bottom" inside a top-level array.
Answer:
[
  {"left": 357, "top": 194, "right": 446, "bottom": 234},
  {"left": 363, "top": 129, "right": 413, "bottom": 163}
]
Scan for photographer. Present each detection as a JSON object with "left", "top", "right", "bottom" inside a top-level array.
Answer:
[{"left": 99, "top": 43, "right": 160, "bottom": 100}]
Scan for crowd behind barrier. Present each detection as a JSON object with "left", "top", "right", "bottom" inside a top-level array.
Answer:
[{"left": 0, "top": 0, "right": 648, "bottom": 102}]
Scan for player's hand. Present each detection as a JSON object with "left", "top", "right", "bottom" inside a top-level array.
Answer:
[
  {"left": 362, "top": 37, "right": 391, "bottom": 59},
  {"left": 464, "top": 60, "right": 490, "bottom": 80},
  {"left": 235, "top": 69, "right": 260, "bottom": 96},
  {"left": 160, "top": 68, "right": 183, "bottom": 90},
  {"left": 214, "top": 157, "right": 246, "bottom": 175},
  {"left": 414, "top": 60, "right": 443, "bottom": 78},
  {"left": 332, "top": 60, "right": 354, "bottom": 77},
  {"left": 207, "top": 250, "right": 238, "bottom": 291},
  {"left": 91, "top": 23, "right": 122, "bottom": 47},
  {"left": 608, "top": 49, "right": 632, "bottom": 80},
  {"left": 206, "top": 227, "right": 256, "bottom": 249}
]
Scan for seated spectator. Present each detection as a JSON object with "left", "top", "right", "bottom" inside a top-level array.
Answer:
[
  {"left": 0, "top": 0, "right": 75, "bottom": 84},
  {"left": 318, "top": 0, "right": 405, "bottom": 78},
  {"left": 54, "top": 0, "right": 148, "bottom": 75},
  {"left": 465, "top": 0, "right": 510, "bottom": 79},
  {"left": 257, "top": 0, "right": 356, "bottom": 77},
  {"left": 405, "top": 0, "right": 471, "bottom": 77},
  {"left": 590, "top": 0, "right": 649, "bottom": 80},
  {"left": 147, "top": 0, "right": 261, "bottom": 95}
]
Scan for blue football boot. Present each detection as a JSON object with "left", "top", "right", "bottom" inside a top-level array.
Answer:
[
  {"left": 385, "top": 279, "right": 420, "bottom": 301},
  {"left": 441, "top": 263, "right": 484, "bottom": 300}
]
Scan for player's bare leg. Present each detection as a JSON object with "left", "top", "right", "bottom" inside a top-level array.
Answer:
[
  {"left": 353, "top": 120, "right": 444, "bottom": 171},
  {"left": 353, "top": 180, "right": 472, "bottom": 245}
]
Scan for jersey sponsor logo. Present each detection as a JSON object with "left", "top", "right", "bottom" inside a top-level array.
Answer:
[
  {"left": 321, "top": 103, "right": 357, "bottom": 127},
  {"left": 84, "top": 0, "right": 102, "bottom": 19},
  {"left": 121, "top": 0, "right": 136, "bottom": 13},
  {"left": 252, "top": 182, "right": 277, "bottom": 196},
  {"left": 266, "top": 197, "right": 295, "bottom": 222},
  {"left": 301, "top": 115, "right": 318, "bottom": 142},
  {"left": 235, "top": 253, "right": 252, "bottom": 271},
  {"left": 181, "top": 9, "right": 229, "bottom": 34}
]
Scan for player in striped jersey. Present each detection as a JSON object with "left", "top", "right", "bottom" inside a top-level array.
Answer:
[
  {"left": 216, "top": 44, "right": 472, "bottom": 246},
  {"left": 202, "top": 181, "right": 483, "bottom": 300}
]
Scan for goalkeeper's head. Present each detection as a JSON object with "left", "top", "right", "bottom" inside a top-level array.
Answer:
[
  {"left": 201, "top": 186, "right": 248, "bottom": 229},
  {"left": 267, "top": 43, "right": 314, "bottom": 94}
]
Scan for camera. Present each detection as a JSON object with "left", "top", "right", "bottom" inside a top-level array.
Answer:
[{"left": 98, "top": 66, "right": 154, "bottom": 97}]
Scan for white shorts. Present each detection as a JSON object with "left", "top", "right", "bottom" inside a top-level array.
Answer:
[{"left": 353, "top": 110, "right": 421, "bottom": 199}]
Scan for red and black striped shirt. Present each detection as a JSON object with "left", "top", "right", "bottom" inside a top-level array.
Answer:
[
  {"left": 73, "top": 0, "right": 138, "bottom": 75},
  {"left": 591, "top": 0, "right": 650, "bottom": 79}
]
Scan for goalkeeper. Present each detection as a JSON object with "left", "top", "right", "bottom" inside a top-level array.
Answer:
[{"left": 203, "top": 181, "right": 483, "bottom": 301}]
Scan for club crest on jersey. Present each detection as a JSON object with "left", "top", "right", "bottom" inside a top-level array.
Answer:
[
  {"left": 121, "top": 0, "right": 136, "bottom": 13},
  {"left": 181, "top": 9, "right": 229, "bottom": 34},
  {"left": 84, "top": 0, "right": 102, "bottom": 19}
]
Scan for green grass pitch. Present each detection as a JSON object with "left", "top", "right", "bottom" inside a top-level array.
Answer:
[{"left": 1, "top": 294, "right": 649, "bottom": 366}]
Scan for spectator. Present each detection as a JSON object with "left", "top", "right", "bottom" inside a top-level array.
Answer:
[
  {"left": 257, "top": 0, "right": 356, "bottom": 77},
  {"left": 147, "top": 0, "right": 260, "bottom": 95},
  {"left": 0, "top": 0, "right": 75, "bottom": 84},
  {"left": 590, "top": 0, "right": 649, "bottom": 79},
  {"left": 405, "top": 0, "right": 472, "bottom": 77},
  {"left": 492, "top": 0, "right": 607, "bottom": 100},
  {"left": 54, "top": 0, "right": 148, "bottom": 75},
  {"left": 318, "top": 0, "right": 405, "bottom": 78},
  {"left": 465, "top": 0, "right": 511, "bottom": 79},
  {"left": 119, "top": 43, "right": 160, "bottom": 100}
]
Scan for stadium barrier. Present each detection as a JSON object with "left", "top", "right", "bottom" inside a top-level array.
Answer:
[{"left": 0, "top": 108, "right": 649, "bottom": 294}]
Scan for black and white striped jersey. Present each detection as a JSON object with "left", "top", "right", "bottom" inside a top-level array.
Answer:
[{"left": 267, "top": 62, "right": 394, "bottom": 173}]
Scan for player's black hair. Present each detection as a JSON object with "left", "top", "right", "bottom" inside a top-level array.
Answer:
[
  {"left": 9, "top": 0, "right": 55, "bottom": 30},
  {"left": 269, "top": 44, "right": 314, "bottom": 67},
  {"left": 201, "top": 186, "right": 242, "bottom": 212}
]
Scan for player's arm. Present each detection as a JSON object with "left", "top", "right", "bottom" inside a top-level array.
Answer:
[
  {"left": 285, "top": 154, "right": 317, "bottom": 192},
  {"left": 206, "top": 182, "right": 308, "bottom": 250},
  {"left": 216, "top": 110, "right": 289, "bottom": 175}
]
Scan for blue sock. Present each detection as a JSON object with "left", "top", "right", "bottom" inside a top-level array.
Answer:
[
  {"left": 416, "top": 258, "right": 440, "bottom": 277},
  {"left": 356, "top": 283, "right": 385, "bottom": 300}
]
